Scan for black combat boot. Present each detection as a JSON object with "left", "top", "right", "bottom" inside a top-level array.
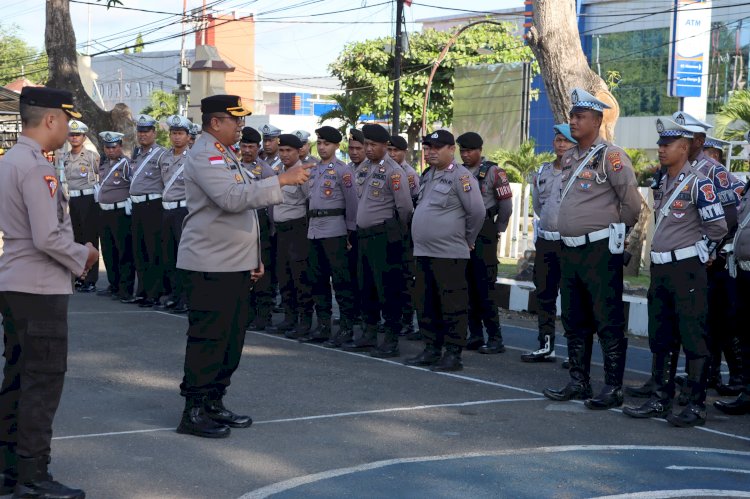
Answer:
[
  {"left": 667, "top": 358, "right": 708, "bottom": 427},
  {"left": 431, "top": 345, "right": 463, "bottom": 372},
  {"left": 716, "top": 336, "right": 744, "bottom": 396},
  {"left": 204, "top": 393, "right": 252, "bottom": 428},
  {"left": 623, "top": 352, "right": 673, "bottom": 419},
  {"left": 714, "top": 386, "right": 750, "bottom": 415},
  {"left": 543, "top": 335, "right": 593, "bottom": 401},
  {"left": 0, "top": 444, "right": 16, "bottom": 496},
  {"left": 404, "top": 343, "right": 441, "bottom": 367},
  {"left": 521, "top": 334, "right": 555, "bottom": 362},
  {"left": 176, "top": 396, "right": 231, "bottom": 438},
  {"left": 400, "top": 311, "right": 415, "bottom": 337},
  {"left": 273, "top": 307, "right": 296, "bottom": 334},
  {"left": 478, "top": 336, "right": 505, "bottom": 355},
  {"left": 342, "top": 324, "right": 378, "bottom": 352},
  {"left": 465, "top": 334, "right": 484, "bottom": 351},
  {"left": 299, "top": 318, "right": 331, "bottom": 344},
  {"left": 322, "top": 318, "right": 353, "bottom": 349},
  {"left": 13, "top": 455, "right": 84, "bottom": 499},
  {"left": 625, "top": 372, "right": 657, "bottom": 398},
  {"left": 585, "top": 337, "right": 627, "bottom": 410},
  {"left": 370, "top": 327, "right": 400, "bottom": 358}
]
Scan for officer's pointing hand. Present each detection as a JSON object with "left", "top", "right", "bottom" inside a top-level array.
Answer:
[
  {"left": 251, "top": 262, "right": 264, "bottom": 282},
  {"left": 278, "top": 163, "right": 312, "bottom": 186},
  {"left": 82, "top": 242, "right": 99, "bottom": 277}
]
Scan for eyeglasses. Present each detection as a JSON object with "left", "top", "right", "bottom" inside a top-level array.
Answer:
[{"left": 215, "top": 116, "right": 245, "bottom": 126}]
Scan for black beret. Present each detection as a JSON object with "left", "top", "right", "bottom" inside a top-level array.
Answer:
[
  {"left": 422, "top": 129, "right": 455, "bottom": 147},
  {"left": 201, "top": 94, "right": 252, "bottom": 116},
  {"left": 241, "top": 126, "right": 262, "bottom": 144},
  {"left": 456, "top": 132, "right": 483, "bottom": 149},
  {"left": 362, "top": 124, "right": 390, "bottom": 143},
  {"left": 278, "top": 133, "right": 303, "bottom": 149},
  {"left": 388, "top": 135, "right": 407, "bottom": 150},
  {"left": 349, "top": 128, "right": 365, "bottom": 144},
  {"left": 20, "top": 86, "right": 81, "bottom": 118},
  {"left": 315, "top": 126, "right": 342, "bottom": 144}
]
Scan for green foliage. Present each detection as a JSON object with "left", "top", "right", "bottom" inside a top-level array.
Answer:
[
  {"left": 0, "top": 23, "right": 48, "bottom": 85},
  {"left": 328, "top": 23, "right": 534, "bottom": 139},
  {"left": 140, "top": 90, "right": 179, "bottom": 147},
  {"left": 625, "top": 148, "right": 658, "bottom": 187},
  {"left": 318, "top": 92, "right": 360, "bottom": 133},
  {"left": 714, "top": 89, "right": 750, "bottom": 142},
  {"left": 134, "top": 33, "right": 145, "bottom": 53},
  {"left": 489, "top": 140, "right": 555, "bottom": 186},
  {"left": 123, "top": 47, "right": 131, "bottom": 54}
]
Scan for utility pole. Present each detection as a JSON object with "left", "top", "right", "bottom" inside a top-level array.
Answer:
[{"left": 392, "top": 0, "right": 404, "bottom": 133}]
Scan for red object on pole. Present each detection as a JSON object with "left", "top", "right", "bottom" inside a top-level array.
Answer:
[{"left": 404, "top": 0, "right": 412, "bottom": 5}]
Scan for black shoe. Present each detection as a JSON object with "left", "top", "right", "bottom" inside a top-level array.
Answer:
[
  {"left": 561, "top": 359, "right": 570, "bottom": 369},
  {"left": 713, "top": 392, "right": 750, "bottom": 415},
  {"left": 77, "top": 283, "right": 97, "bottom": 293},
  {"left": 370, "top": 343, "right": 400, "bottom": 358},
  {"left": 715, "top": 382, "right": 744, "bottom": 397},
  {"left": 177, "top": 404, "right": 231, "bottom": 438},
  {"left": 14, "top": 456, "right": 85, "bottom": 499},
  {"left": 623, "top": 397, "right": 672, "bottom": 419},
  {"left": 0, "top": 446, "right": 16, "bottom": 495},
  {"left": 97, "top": 287, "right": 114, "bottom": 297},
  {"left": 521, "top": 335, "right": 554, "bottom": 362},
  {"left": 171, "top": 303, "right": 188, "bottom": 314},
  {"left": 430, "top": 351, "right": 463, "bottom": 372},
  {"left": 138, "top": 298, "right": 155, "bottom": 308},
  {"left": 666, "top": 402, "right": 706, "bottom": 427},
  {"left": 323, "top": 329, "right": 353, "bottom": 349},
  {"left": 404, "top": 347, "right": 441, "bottom": 367},
  {"left": 478, "top": 337, "right": 506, "bottom": 354},
  {"left": 405, "top": 331, "right": 422, "bottom": 341},
  {"left": 245, "top": 318, "right": 268, "bottom": 333},
  {"left": 677, "top": 390, "right": 689, "bottom": 406},
  {"left": 465, "top": 336, "right": 484, "bottom": 351},
  {"left": 585, "top": 385, "right": 624, "bottom": 410},
  {"left": 675, "top": 374, "right": 688, "bottom": 387},
  {"left": 543, "top": 381, "right": 593, "bottom": 401},
  {"left": 624, "top": 378, "right": 657, "bottom": 398},
  {"left": 341, "top": 330, "right": 377, "bottom": 352},
  {"left": 120, "top": 296, "right": 140, "bottom": 304},
  {"left": 204, "top": 398, "right": 252, "bottom": 428}
]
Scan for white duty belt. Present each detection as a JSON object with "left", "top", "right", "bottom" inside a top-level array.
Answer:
[
  {"left": 538, "top": 230, "right": 561, "bottom": 241},
  {"left": 561, "top": 227, "right": 609, "bottom": 248},
  {"left": 69, "top": 188, "right": 95, "bottom": 197},
  {"left": 99, "top": 200, "right": 129, "bottom": 211},
  {"left": 650, "top": 245, "right": 699, "bottom": 265},
  {"left": 130, "top": 193, "right": 162, "bottom": 203},
  {"left": 162, "top": 200, "right": 187, "bottom": 210}
]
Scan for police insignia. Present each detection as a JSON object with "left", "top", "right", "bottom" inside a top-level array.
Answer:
[
  {"left": 392, "top": 174, "right": 401, "bottom": 190},
  {"left": 253, "top": 166, "right": 262, "bottom": 176},
  {"left": 324, "top": 188, "right": 333, "bottom": 197},
  {"left": 463, "top": 182, "right": 471, "bottom": 192},
  {"left": 580, "top": 182, "right": 592, "bottom": 190},
  {"left": 80, "top": 166, "right": 87, "bottom": 177},
  {"left": 578, "top": 170, "right": 594, "bottom": 180},
  {"left": 327, "top": 168, "right": 335, "bottom": 175},
  {"left": 114, "top": 171, "right": 120, "bottom": 178},
  {"left": 408, "top": 175, "right": 416, "bottom": 189},
  {"left": 372, "top": 189, "right": 380, "bottom": 197},
  {"left": 342, "top": 173, "right": 352, "bottom": 187},
  {"left": 607, "top": 152, "right": 622, "bottom": 171},
  {"left": 678, "top": 173, "right": 685, "bottom": 181},
  {"left": 498, "top": 171, "right": 508, "bottom": 183},
  {"left": 700, "top": 183, "right": 716, "bottom": 202},
  {"left": 215, "top": 142, "right": 226, "bottom": 154},
  {"left": 43, "top": 175, "right": 58, "bottom": 197},
  {"left": 323, "top": 180, "right": 332, "bottom": 187},
  {"left": 673, "top": 212, "right": 685, "bottom": 219},
  {"left": 209, "top": 156, "right": 224, "bottom": 166},
  {"left": 735, "top": 185, "right": 745, "bottom": 198},
  {"left": 379, "top": 166, "right": 386, "bottom": 173},
  {"left": 459, "top": 174, "right": 469, "bottom": 181},
  {"left": 234, "top": 173, "right": 243, "bottom": 183},
  {"left": 716, "top": 171, "right": 729, "bottom": 188},
  {"left": 673, "top": 200, "right": 685, "bottom": 209}
]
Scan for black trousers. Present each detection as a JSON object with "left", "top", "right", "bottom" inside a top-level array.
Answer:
[
  {"left": 358, "top": 229, "right": 403, "bottom": 333},
  {"left": 736, "top": 269, "right": 750, "bottom": 385},
  {"left": 131, "top": 199, "right": 163, "bottom": 300},
  {"left": 467, "top": 221, "right": 500, "bottom": 339},
  {"left": 250, "top": 209, "right": 274, "bottom": 323},
  {"left": 533, "top": 237, "right": 562, "bottom": 340},
  {"left": 0, "top": 293, "right": 68, "bottom": 457},
  {"left": 401, "top": 232, "right": 416, "bottom": 324},
  {"left": 308, "top": 235, "right": 356, "bottom": 324},
  {"left": 348, "top": 230, "right": 362, "bottom": 320},
  {"left": 415, "top": 256, "right": 469, "bottom": 350},
  {"left": 161, "top": 206, "right": 188, "bottom": 303},
  {"left": 275, "top": 217, "right": 312, "bottom": 317},
  {"left": 69, "top": 194, "right": 99, "bottom": 285},
  {"left": 180, "top": 271, "right": 251, "bottom": 398},
  {"left": 99, "top": 207, "right": 135, "bottom": 298},
  {"left": 706, "top": 258, "right": 739, "bottom": 377}
]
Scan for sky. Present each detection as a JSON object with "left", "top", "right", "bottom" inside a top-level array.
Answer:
[{"left": 6, "top": 0, "right": 521, "bottom": 77}]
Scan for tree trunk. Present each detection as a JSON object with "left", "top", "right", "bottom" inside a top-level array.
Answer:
[
  {"left": 624, "top": 196, "right": 651, "bottom": 277},
  {"left": 526, "top": 0, "right": 620, "bottom": 141},
  {"left": 406, "top": 122, "right": 421, "bottom": 168},
  {"left": 46, "top": 0, "right": 135, "bottom": 153}
]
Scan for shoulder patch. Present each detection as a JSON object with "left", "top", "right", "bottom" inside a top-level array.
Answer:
[
  {"left": 215, "top": 142, "right": 226, "bottom": 154},
  {"left": 43, "top": 175, "right": 58, "bottom": 197},
  {"left": 342, "top": 172, "right": 352, "bottom": 188},
  {"left": 607, "top": 151, "right": 622, "bottom": 171},
  {"left": 716, "top": 170, "right": 729, "bottom": 188},
  {"left": 391, "top": 173, "right": 401, "bottom": 190},
  {"left": 497, "top": 170, "right": 509, "bottom": 184},
  {"left": 700, "top": 182, "right": 716, "bottom": 202},
  {"left": 407, "top": 174, "right": 416, "bottom": 189}
]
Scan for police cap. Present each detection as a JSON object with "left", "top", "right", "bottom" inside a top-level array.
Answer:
[
  {"left": 241, "top": 126, "right": 262, "bottom": 144},
  {"left": 456, "top": 132, "right": 483, "bottom": 149},
  {"left": 20, "top": 86, "right": 82, "bottom": 119},
  {"left": 388, "top": 135, "right": 407, "bottom": 151},
  {"left": 349, "top": 128, "right": 365, "bottom": 144},
  {"left": 362, "top": 124, "right": 390, "bottom": 143},
  {"left": 422, "top": 129, "right": 455, "bottom": 147},
  {"left": 200, "top": 95, "right": 252, "bottom": 117},
  {"left": 279, "top": 133, "right": 303, "bottom": 149},
  {"left": 315, "top": 126, "right": 342, "bottom": 144}
]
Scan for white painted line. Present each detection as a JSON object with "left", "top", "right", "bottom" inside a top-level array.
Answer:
[
  {"left": 696, "top": 426, "right": 750, "bottom": 443},
  {"left": 69, "top": 310, "right": 154, "bottom": 315},
  {"left": 54, "top": 427, "right": 174, "bottom": 440},
  {"left": 591, "top": 490, "right": 750, "bottom": 498},
  {"left": 666, "top": 465, "right": 750, "bottom": 474},
  {"left": 238, "top": 445, "right": 750, "bottom": 499}
]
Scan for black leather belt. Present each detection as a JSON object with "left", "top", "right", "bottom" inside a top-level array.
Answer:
[
  {"left": 356, "top": 222, "right": 387, "bottom": 238},
  {"left": 274, "top": 216, "right": 306, "bottom": 232},
  {"left": 309, "top": 208, "right": 345, "bottom": 218}
]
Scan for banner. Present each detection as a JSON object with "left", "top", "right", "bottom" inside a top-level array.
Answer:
[{"left": 667, "top": 0, "right": 712, "bottom": 98}]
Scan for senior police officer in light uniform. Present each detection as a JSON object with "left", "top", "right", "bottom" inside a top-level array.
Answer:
[
  {"left": 456, "top": 131, "right": 513, "bottom": 355},
  {"left": 301, "top": 126, "right": 359, "bottom": 346},
  {"left": 405, "top": 130, "right": 485, "bottom": 371},
  {"left": 343, "top": 124, "right": 414, "bottom": 357},
  {"left": 176, "top": 95, "right": 311, "bottom": 439},
  {"left": 156, "top": 115, "right": 191, "bottom": 313},
  {"left": 0, "top": 87, "right": 97, "bottom": 499},
  {"left": 523, "top": 124, "right": 577, "bottom": 363},
  {"left": 63, "top": 119, "right": 100, "bottom": 293},
  {"left": 97, "top": 132, "right": 136, "bottom": 302},
  {"left": 240, "top": 126, "right": 277, "bottom": 333},
  {"left": 623, "top": 118, "right": 727, "bottom": 427},
  {"left": 127, "top": 114, "right": 167, "bottom": 307},
  {"left": 543, "top": 88, "right": 642, "bottom": 410}
]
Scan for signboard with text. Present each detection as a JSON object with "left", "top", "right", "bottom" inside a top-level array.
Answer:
[{"left": 668, "top": 0, "right": 712, "bottom": 98}]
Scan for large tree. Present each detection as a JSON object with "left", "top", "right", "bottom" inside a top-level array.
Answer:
[
  {"left": 46, "top": 0, "right": 135, "bottom": 153},
  {"left": 0, "top": 23, "right": 48, "bottom": 85}
]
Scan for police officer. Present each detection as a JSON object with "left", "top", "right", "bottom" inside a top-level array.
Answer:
[
  {"left": 543, "top": 88, "right": 642, "bottom": 410},
  {"left": 301, "top": 126, "right": 359, "bottom": 346},
  {"left": 127, "top": 114, "right": 167, "bottom": 307},
  {"left": 293, "top": 129, "right": 319, "bottom": 164},
  {"left": 347, "top": 128, "right": 367, "bottom": 327},
  {"left": 522, "top": 124, "right": 577, "bottom": 362},
  {"left": 240, "top": 126, "right": 277, "bottom": 333},
  {"left": 274, "top": 134, "right": 314, "bottom": 339},
  {"left": 98, "top": 132, "right": 136, "bottom": 302},
  {"left": 387, "top": 134, "right": 421, "bottom": 339},
  {"left": 63, "top": 119, "right": 100, "bottom": 293},
  {"left": 259, "top": 124, "right": 282, "bottom": 171},
  {"left": 343, "top": 124, "right": 414, "bottom": 356},
  {"left": 188, "top": 123, "right": 200, "bottom": 148},
  {"left": 405, "top": 130, "right": 485, "bottom": 371},
  {"left": 0, "top": 86, "right": 96, "bottom": 499},
  {"left": 176, "top": 95, "right": 310, "bottom": 438},
  {"left": 156, "top": 115, "right": 191, "bottom": 313},
  {"left": 348, "top": 128, "right": 366, "bottom": 172},
  {"left": 623, "top": 118, "right": 727, "bottom": 427},
  {"left": 703, "top": 136, "right": 729, "bottom": 164},
  {"left": 456, "top": 132, "right": 513, "bottom": 354}
]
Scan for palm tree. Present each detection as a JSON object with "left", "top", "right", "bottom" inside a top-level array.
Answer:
[
  {"left": 318, "top": 92, "right": 361, "bottom": 134},
  {"left": 714, "top": 89, "right": 750, "bottom": 142}
]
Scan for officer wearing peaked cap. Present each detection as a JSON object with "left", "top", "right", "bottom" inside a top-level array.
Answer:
[
  {"left": 0, "top": 86, "right": 95, "bottom": 499},
  {"left": 703, "top": 136, "right": 729, "bottom": 164},
  {"left": 293, "top": 129, "right": 319, "bottom": 164},
  {"left": 63, "top": 119, "right": 101, "bottom": 293},
  {"left": 259, "top": 124, "right": 282, "bottom": 171},
  {"left": 188, "top": 123, "right": 200, "bottom": 147},
  {"left": 543, "top": 87, "right": 642, "bottom": 410},
  {"left": 622, "top": 118, "right": 727, "bottom": 427},
  {"left": 176, "top": 95, "right": 310, "bottom": 439}
]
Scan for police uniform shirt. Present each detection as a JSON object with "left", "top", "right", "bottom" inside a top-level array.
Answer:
[
  {"left": 273, "top": 160, "right": 310, "bottom": 223},
  {"left": 412, "top": 162, "right": 486, "bottom": 259},
  {"left": 242, "top": 158, "right": 276, "bottom": 181},
  {"left": 693, "top": 150, "right": 738, "bottom": 207},
  {"left": 399, "top": 161, "right": 421, "bottom": 198},
  {"left": 262, "top": 153, "right": 282, "bottom": 173},
  {"left": 129, "top": 144, "right": 166, "bottom": 195},
  {"left": 302, "top": 154, "right": 319, "bottom": 164},
  {"left": 651, "top": 162, "right": 727, "bottom": 253},
  {"left": 557, "top": 137, "right": 641, "bottom": 237},
  {"left": 465, "top": 159, "right": 513, "bottom": 233},
  {"left": 735, "top": 187, "right": 750, "bottom": 261},
  {"left": 177, "top": 131, "right": 284, "bottom": 272},
  {"left": 63, "top": 148, "right": 100, "bottom": 190},
  {"left": 354, "top": 156, "right": 414, "bottom": 229},
  {"left": 0, "top": 136, "right": 89, "bottom": 294},
  {"left": 533, "top": 161, "right": 564, "bottom": 232},
  {"left": 159, "top": 148, "right": 188, "bottom": 202},
  {"left": 308, "top": 158, "right": 358, "bottom": 239},
  {"left": 98, "top": 156, "right": 131, "bottom": 204}
]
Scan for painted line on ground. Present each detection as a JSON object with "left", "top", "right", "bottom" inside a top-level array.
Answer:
[
  {"left": 666, "top": 465, "right": 750, "bottom": 474},
  {"left": 591, "top": 490, "right": 750, "bottom": 498}
]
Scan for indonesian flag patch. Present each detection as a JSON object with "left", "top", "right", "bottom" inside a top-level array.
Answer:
[
  {"left": 43, "top": 175, "right": 58, "bottom": 197},
  {"left": 209, "top": 156, "right": 224, "bottom": 166}
]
